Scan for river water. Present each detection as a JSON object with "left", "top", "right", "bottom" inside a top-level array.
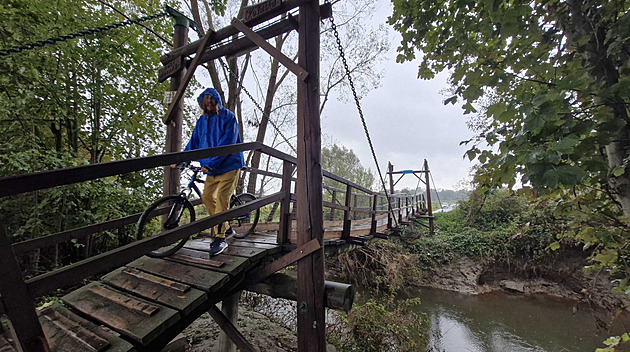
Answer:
[{"left": 412, "top": 288, "right": 629, "bottom": 352}]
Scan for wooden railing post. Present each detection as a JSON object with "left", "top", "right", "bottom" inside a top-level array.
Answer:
[
  {"left": 329, "top": 190, "right": 336, "bottom": 221},
  {"left": 387, "top": 162, "right": 394, "bottom": 230},
  {"left": 370, "top": 194, "right": 378, "bottom": 234},
  {"left": 352, "top": 194, "right": 358, "bottom": 220},
  {"left": 0, "top": 225, "right": 50, "bottom": 352},
  {"left": 397, "top": 197, "right": 402, "bottom": 224},
  {"left": 341, "top": 184, "right": 352, "bottom": 242},
  {"left": 278, "top": 161, "right": 294, "bottom": 245}
]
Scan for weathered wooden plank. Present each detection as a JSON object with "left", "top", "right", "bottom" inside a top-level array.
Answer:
[
  {"left": 62, "top": 282, "right": 179, "bottom": 346},
  {"left": 227, "top": 239, "right": 282, "bottom": 254},
  {"left": 165, "top": 253, "right": 249, "bottom": 276},
  {"left": 101, "top": 267, "right": 207, "bottom": 316},
  {"left": 181, "top": 242, "right": 267, "bottom": 262},
  {"left": 232, "top": 233, "right": 278, "bottom": 245},
  {"left": 127, "top": 256, "right": 229, "bottom": 292},
  {"left": 39, "top": 303, "right": 135, "bottom": 352}
]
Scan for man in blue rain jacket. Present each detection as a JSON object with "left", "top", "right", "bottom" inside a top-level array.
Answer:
[{"left": 184, "top": 88, "right": 245, "bottom": 255}]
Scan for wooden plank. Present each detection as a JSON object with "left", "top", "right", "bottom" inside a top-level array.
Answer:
[
  {"left": 163, "top": 28, "right": 215, "bottom": 124},
  {"left": 62, "top": 282, "right": 179, "bottom": 346},
  {"left": 166, "top": 253, "right": 249, "bottom": 276},
  {"left": 127, "top": 256, "right": 229, "bottom": 293},
  {"left": 233, "top": 233, "right": 278, "bottom": 245},
  {"left": 39, "top": 303, "right": 135, "bottom": 352},
  {"left": 207, "top": 306, "right": 258, "bottom": 352},
  {"left": 101, "top": 267, "right": 206, "bottom": 316},
  {"left": 227, "top": 239, "right": 281, "bottom": 254},
  {"left": 232, "top": 18, "right": 308, "bottom": 81},
  {"left": 182, "top": 242, "right": 267, "bottom": 262},
  {"left": 278, "top": 161, "right": 294, "bottom": 245},
  {"left": 241, "top": 0, "right": 281, "bottom": 24}
]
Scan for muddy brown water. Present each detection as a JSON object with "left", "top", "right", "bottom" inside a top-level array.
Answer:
[{"left": 412, "top": 288, "right": 630, "bottom": 352}]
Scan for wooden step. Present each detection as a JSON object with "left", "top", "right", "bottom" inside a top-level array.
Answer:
[
  {"left": 62, "top": 282, "right": 179, "bottom": 346},
  {"left": 166, "top": 253, "right": 249, "bottom": 276},
  {"left": 183, "top": 240, "right": 267, "bottom": 262},
  {"left": 39, "top": 303, "right": 135, "bottom": 352},
  {"left": 127, "top": 256, "right": 229, "bottom": 293},
  {"left": 101, "top": 267, "right": 206, "bottom": 316}
]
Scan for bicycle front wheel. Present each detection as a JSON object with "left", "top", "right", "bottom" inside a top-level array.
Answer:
[
  {"left": 229, "top": 193, "right": 260, "bottom": 236},
  {"left": 136, "top": 195, "right": 195, "bottom": 258}
]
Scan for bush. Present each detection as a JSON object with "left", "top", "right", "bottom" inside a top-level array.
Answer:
[{"left": 328, "top": 297, "right": 429, "bottom": 352}]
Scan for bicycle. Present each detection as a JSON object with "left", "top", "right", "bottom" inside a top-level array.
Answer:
[{"left": 135, "top": 163, "right": 260, "bottom": 258}]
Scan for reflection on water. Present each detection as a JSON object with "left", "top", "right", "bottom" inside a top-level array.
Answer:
[{"left": 410, "top": 288, "right": 630, "bottom": 352}]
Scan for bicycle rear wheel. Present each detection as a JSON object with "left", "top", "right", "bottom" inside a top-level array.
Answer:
[
  {"left": 229, "top": 193, "right": 260, "bottom": 237},
  {"left": 136, "top": 195, "right": 195, "bottom": 258}
]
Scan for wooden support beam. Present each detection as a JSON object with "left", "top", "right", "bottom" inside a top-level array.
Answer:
[
  {"left": 370, "top": 194, "right": 378, "bottom": 234},
  {"left": 218, "top": 291, "right": 242, "bottom": 352},
  {"left": 424, "top": 159, "right": 434, "bottom": 234},
  {"left": 163, "top": 29, "right": 215, "bottom": 124},
  {"left": 208, "top": 305, "right": 258, "bottom": 352},
  {"left": 296, "top": 0, "right": 325, "bottom": 349},
  {"left": 246, "top": 273, "right": 354, "bottom": 312},
  {"left": 231, "top": 18, "right": 308, "bottom": 81},
  {"left": 0, "top": 225, "right": 49, "bottom": 352}
]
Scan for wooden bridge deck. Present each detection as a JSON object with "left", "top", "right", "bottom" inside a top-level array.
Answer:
[{"left": 29, "top": 231, "right": 374, "bottom": 352}]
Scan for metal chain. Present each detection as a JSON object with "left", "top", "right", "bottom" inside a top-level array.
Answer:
[
  {"left": 326, "top": 3, "right": 398, "bottom": 228},
  {"left": 0, "top": 10, "right": 169, "bottom": 57}
]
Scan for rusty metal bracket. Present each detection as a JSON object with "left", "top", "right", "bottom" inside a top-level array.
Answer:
[{"left": 231, "top": 18, "right": 308, "bottom": 81}]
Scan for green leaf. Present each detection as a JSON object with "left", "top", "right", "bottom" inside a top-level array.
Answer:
[
  {"left": 548, "top": 241, "right": 560, "bottom": 251},
  {"left": 613, "top": 167, "right": 626, "bottom": 177}
]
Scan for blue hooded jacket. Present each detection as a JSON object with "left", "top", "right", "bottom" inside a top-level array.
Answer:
[{"left": 184, "top": 88, "right": 245, "bottom": 175}]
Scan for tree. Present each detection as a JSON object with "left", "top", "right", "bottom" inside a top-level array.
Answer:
[
  {"left": 0, "top": 0, "right": 175, "bottom": 261},
  {"left": 389, "top": 0, "right": 630, "bottom": 220},
  {"left": 322, "top": 143, "right": 375, "bottom": 190}
]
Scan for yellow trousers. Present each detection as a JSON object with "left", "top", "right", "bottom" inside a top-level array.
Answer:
[{"left": 201, "top": 169, "right": 240, "bottom": 238}]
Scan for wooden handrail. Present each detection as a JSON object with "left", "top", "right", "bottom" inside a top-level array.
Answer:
[{"left": 25, "top": 193, "right": 281, "bottom": 297}]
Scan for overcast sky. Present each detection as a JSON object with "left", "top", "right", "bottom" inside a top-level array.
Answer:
[{"left": 320, "top": 0, "right": 476, "bottom": 191}]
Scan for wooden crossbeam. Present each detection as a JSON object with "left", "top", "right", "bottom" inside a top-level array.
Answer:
[
  {"left": 231, "top": 18, "right": 308, "bottom": 81},
  {"left": 207, "top": 306, "right": 259, "bottom": 352},
  {"left": 163, "top": 29, "right": 216, "bottom": 124}
]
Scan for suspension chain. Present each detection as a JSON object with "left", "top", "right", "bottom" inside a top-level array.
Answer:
[
  {"left": 325, "top": 2, "right": 398, "bottom": 227},
  {"left": 0, "top": 10, "right": 169, "bottom": 57}
]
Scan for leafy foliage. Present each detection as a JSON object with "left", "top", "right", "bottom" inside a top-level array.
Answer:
[
  {"left": 322, "top": 143, "right": 376, "bottom": 190},
  {"left": 328, "top": 297, "right": 429, "bottom": 352},
  {"left": 0, "top": 0, "right": 179, "bottom": 271}
]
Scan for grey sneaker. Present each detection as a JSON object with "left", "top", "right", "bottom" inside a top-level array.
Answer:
[{"left": 209, "top": 237, "right": 228, "bottom": 256}]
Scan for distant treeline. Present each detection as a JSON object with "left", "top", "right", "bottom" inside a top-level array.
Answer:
[{"left": 397, "top": 188, "right": 470, "bottom": 203}]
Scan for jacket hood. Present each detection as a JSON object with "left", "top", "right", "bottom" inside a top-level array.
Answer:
[{"left": 197, "top": 88, "right": 223, "bottom": 108}]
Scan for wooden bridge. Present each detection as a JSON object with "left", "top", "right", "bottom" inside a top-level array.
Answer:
[{"left": 0, "top": 142, "right": 433, "bottom": 352}]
